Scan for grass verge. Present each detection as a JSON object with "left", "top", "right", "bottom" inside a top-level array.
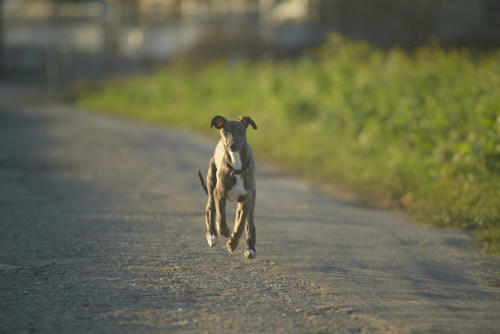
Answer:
[{"left": 77, "top": 34, "right": 500, "bottom": 254}]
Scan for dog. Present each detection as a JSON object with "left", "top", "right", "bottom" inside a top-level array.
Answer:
[{"left": 198, "top": 115, "right": 258, "bottom": 258}]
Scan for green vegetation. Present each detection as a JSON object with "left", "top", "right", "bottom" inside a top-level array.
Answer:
[{"left": 78, "top": 34, "right": 500, "bottom": 254}]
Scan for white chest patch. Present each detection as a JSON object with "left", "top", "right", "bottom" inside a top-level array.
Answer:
[
  {"left": 214, "top": 143, "right": 248, "bottom": 202},
  {"left": 228, "top": 174, "right": 247, "bottom": 202},
  {"left": 227, "top": 151, "right": 247, "bottom": 202}
]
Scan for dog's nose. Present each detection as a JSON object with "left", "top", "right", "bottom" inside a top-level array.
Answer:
[{"left": 229, "top": 143, "right": 237, "bottom": 151}]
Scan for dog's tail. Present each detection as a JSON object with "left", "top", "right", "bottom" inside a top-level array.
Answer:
[{"left": 198, "top": 170, "right": 208, "bottom": 194}]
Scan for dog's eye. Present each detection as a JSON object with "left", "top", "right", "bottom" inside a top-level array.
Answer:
[{"left": 223, "top": 130, "right": 228, "bottom": 135}]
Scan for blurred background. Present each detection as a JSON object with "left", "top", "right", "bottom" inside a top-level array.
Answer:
[
  {"left": 1, "top": 1, "right": 499, "bottom": 253},
  {"left": 1, "top": 0, "right": 500, "bottom": 86}
]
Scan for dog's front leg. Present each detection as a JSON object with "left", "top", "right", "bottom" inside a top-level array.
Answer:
[
  {"left": 244, "top": 189, "right": 257, "bottom": 258},
  {"left": 205, "top": 157, "right": 218, "bottom": 247},
  {"left": 227, "top": 201, "right": 249, "bottom": 253},
  {"left": 214, "top": 188, "right": 230, "bottom": 238}
]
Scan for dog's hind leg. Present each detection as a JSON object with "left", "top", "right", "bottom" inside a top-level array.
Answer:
[
  {"left": 205, "top": 157, "right": 218, "bottom": 247},
  {"left": 244, "top": 190, "right": 257, "bottom": 258},
  {"left": 227, "top": 201, "right": 248, "bottom": 253}
]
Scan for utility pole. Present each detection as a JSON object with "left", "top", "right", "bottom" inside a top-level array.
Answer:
[{"left": 0, "top": 0, "right": 4, "bottom": 76}]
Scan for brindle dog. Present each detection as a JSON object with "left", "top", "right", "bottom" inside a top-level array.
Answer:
[{"left": 198, "top": 115, "right": 258, "bottom": 258}]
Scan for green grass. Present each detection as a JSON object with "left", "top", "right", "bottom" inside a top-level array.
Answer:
[{"left": 77, "top": 34, "right": 500, "bottom": 255}]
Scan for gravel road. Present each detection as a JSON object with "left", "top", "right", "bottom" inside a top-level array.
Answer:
[{"left": 1, "top": 94, "right": 500, "bottom": 333}]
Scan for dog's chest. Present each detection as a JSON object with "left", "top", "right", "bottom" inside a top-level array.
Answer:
[
  {"left": 214, "top": 143, "right": 248, "bottom": 202},
  {"left": 227, "top": 175, "right": 246, "bottom": 202}
]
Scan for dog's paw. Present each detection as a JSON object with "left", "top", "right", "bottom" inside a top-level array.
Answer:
[
  {"left": 206, "top": 233, "right": 217, "bottom": 247},
  {"left": 227, "top": 238, "right": 239, "bottom": 253},
  {"left": 244, "top": 249, "right": 256, "bottom": 259}
]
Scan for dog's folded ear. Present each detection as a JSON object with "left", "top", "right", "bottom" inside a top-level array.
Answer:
[
  {"left": 238, "top": 116, "right": 258, "bottom": 130},
  {"left": 211, "top": 115, "right": 226, "bottom": 129}
]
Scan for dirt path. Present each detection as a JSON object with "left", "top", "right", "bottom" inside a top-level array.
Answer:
[{"left": 1, "top": 100, "right": 499, "bottom": 333}]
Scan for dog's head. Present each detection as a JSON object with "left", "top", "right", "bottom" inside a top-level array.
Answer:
[{"left": 211, "top": 115, "right": 257, "bottom": 152}]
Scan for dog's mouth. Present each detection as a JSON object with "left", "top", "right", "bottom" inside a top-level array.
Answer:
[{"left": 228, "top": 142, "right": 240, "bottom": 152}]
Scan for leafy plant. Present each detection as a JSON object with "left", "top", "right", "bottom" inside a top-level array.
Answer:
[{"left": 78, "top": 34, "right": 500, "bottom": 254}]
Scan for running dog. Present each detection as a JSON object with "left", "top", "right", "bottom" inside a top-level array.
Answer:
[{"left": 198, "top": 115, "right": 257, "bottom": 258}]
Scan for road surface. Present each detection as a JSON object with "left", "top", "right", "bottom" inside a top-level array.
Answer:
[{"left": 1, "top": 91, "right": 500, "bottom": 333}]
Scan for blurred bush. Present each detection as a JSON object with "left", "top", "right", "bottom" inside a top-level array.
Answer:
[{"left": 78, "top": 33, "right": 500, "bottom": 253}]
